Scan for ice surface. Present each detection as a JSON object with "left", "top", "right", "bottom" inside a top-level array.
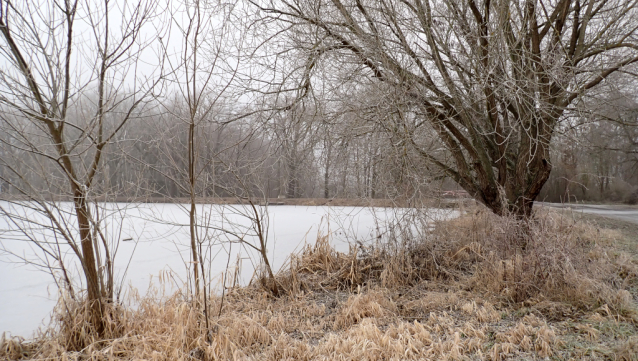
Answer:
[{"left": 0, "top": 202, "right": 456, "bottom": 337}]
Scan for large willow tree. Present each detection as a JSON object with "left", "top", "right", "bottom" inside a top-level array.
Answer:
[{"left": 254, "top": 0, "right": 638, "bottom": 217}]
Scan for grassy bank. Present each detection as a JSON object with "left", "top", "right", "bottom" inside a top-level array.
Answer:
[{"left": 2, "top": 207, "right": 638, "bottom": 360}]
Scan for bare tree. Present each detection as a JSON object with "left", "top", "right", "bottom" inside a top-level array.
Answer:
[
  {"left": 134, "top": 0, "right": 285, "bottom": 299},
  {"left": 542, "top": 79, "right": 638, "bottom": 202},
  {"left": 161, "top": 0, "right": 241, "bottom": 300},
  {"left": 268, "top": 102, "right": 321, "bottom": 198},
  {"left": 253, "top": 0, "right": 638, "bottom": 218},
  {"left": 0, "top": 0, "right": 163, "bottom": 334}
]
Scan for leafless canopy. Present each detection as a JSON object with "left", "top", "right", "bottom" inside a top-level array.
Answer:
[{"left": 253, "top": 0, "right": 638, "bottom": 217}]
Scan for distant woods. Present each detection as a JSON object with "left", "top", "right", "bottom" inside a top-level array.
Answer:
[
  {"left": 1, "top": 92, "right": 636, "bottom": 204},
  {"left": 541, "top": 84, "right": 638, "bottom": 204},
  {"left": 0, "top": 0, "right": 637, "bottom": 207},
  {"left": 0, "top": 98, "right": 427, "bottom": 200}
]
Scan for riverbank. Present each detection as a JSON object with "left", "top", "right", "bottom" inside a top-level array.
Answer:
[
  {"left": 2, "top": 207, "right": 637, "bottom": 360},
  {"left": 0, "top": 195, "right": 471, "bottom": 208}
]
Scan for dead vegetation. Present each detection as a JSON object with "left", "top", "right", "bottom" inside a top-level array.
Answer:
[{"left": 3, "top": 207, "right": 638, "bottom": 360}]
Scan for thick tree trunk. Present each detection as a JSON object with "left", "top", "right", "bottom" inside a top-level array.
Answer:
[
  {"left": 287, "top": 162, "right": 299, "bottom": 198},
  {"left": 479, "top": 156, "right": 552, "bottom": 219}
]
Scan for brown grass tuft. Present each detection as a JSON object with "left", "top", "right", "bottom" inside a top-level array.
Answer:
[
  {"left": 615, "top": 336, "right": 638, "bottom": 361},
  {"left": 334, "top": 291, "right": 396, "bottom": 329},
  {"left": 1, "top": 333, "right": 31, "bottom": 360}
]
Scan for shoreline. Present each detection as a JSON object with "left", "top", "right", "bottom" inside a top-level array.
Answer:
[{"left": 0, "top": 195, "right": 471, "bottom": 208}]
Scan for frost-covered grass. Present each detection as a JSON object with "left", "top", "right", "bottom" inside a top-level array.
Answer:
[{"left": 3, "top": 207, "right": 638, "bottom": 360}]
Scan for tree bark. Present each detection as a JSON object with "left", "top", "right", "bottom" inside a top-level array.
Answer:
[{"left": 74, "top": 192, "right": 105, "bottom": 334}]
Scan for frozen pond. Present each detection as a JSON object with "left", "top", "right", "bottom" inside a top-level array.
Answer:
[{"left": 0, "top": 202, "right": 456, "bottom": 338}]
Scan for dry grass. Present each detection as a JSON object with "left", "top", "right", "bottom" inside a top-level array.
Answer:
[
  {"left": 448, "top": 208, "right": 638, "bottom": 313},
  {"left": 3, "top": 207, "right": 638, "bottom": 360}
]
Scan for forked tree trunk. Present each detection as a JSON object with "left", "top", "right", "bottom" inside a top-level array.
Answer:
[{"left": 476, "top": 153, "right": 552, "bottom": 219}]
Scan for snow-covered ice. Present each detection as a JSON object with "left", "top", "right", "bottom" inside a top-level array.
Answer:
[{"left": 0, "top": 202, "right": 456, "bottom": 338}]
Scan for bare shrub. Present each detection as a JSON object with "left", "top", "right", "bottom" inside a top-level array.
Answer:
[
  {"left": 277, "top": 209, "right": 471, "bottom": 293},
  {"left": 279, "top": 206, "right": 637, "bottom": 317},
  {"left": 447, "top": 208, "right": 638, "bottom": 314}
]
